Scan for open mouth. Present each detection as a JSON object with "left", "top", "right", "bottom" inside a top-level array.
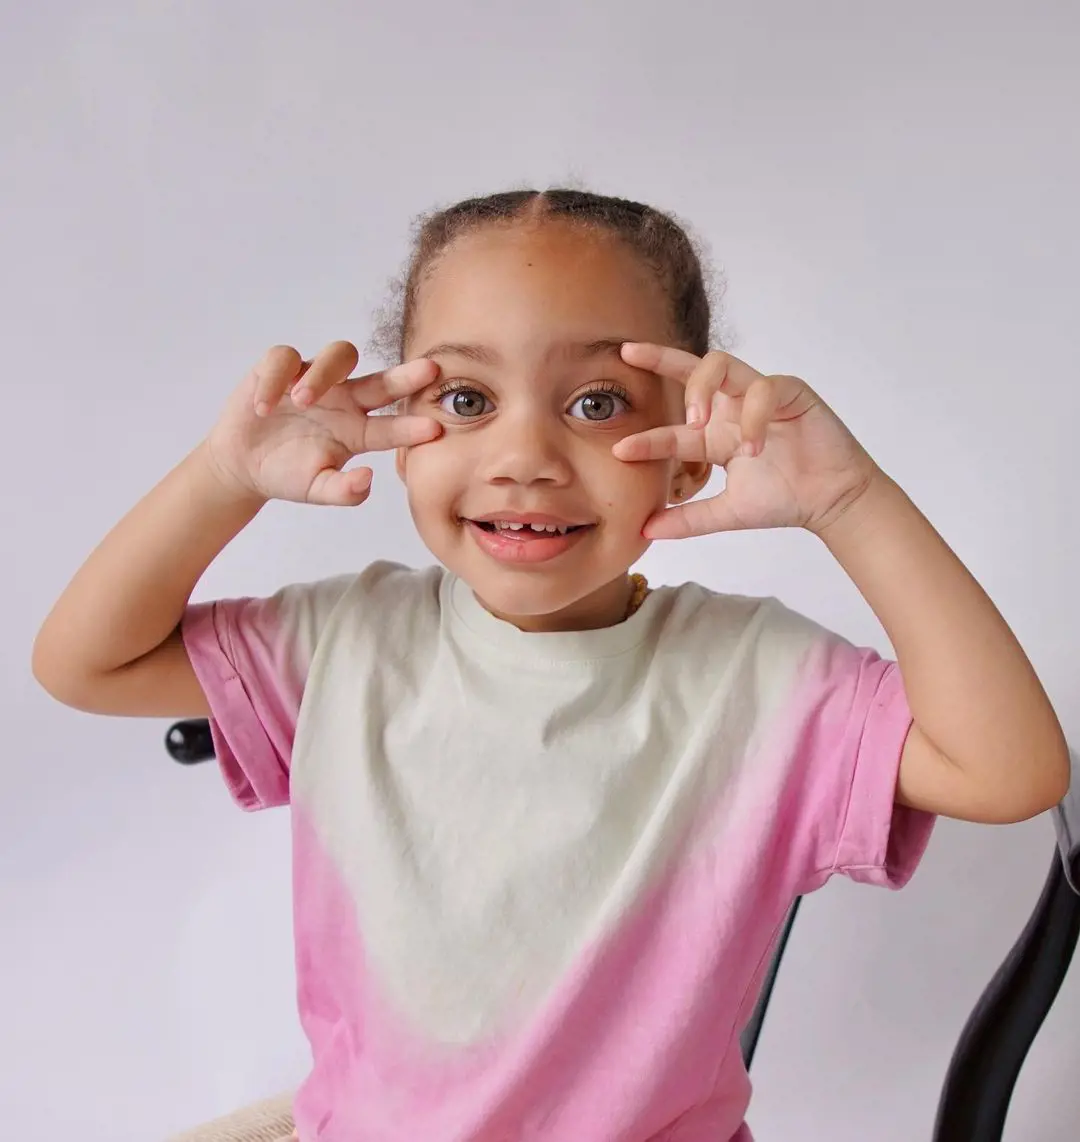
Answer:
[
  {"left": 469, "top": 520, "right": 591, "bottom": 536},
  {"left": 463, "top": 517, "right": 595, "bottom": 564}
]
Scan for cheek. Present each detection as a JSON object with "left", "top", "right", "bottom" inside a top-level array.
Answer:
[
  {"left": 399, "top": 437, "right": 468, "bottom": 504},
  {"left": 590, "top": 452, "right": 673, "bottom": 519}
]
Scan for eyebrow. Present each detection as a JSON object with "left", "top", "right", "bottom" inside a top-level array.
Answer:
[{"left": 417, "top": 338, "right": 629, "bottom": 365}]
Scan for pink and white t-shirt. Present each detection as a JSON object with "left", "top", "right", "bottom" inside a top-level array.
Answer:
[{"left": 181, "top": 560, "right": 935, "bottom": 1141}]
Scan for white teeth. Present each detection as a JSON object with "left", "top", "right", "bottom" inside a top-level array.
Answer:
[{"left": 492, "top": 521, "right": 570, "bottom": 534}]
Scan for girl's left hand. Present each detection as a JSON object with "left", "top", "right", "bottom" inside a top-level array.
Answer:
[{"left": 613, "top": 343, "right": 882, "bottom": 540}]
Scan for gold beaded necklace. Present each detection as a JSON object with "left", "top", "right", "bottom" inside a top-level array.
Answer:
[{"left": 625, "top": 572, "right": 650, "bottom": 620}]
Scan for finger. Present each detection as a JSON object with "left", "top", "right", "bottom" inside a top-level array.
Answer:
[
  {"left": 683, "top": 353, "right": 756, "bottom": 428},
  {"left": 703, "top": 394, "right": 744, "bottom": 463},
  {"left": 290, "top": 341, "right": 361, "bottom": 408},
  {"left": 612, "top": 424, "right": 709, "bottom": 464},
  {"left": 361, "top": 413, "right": 443, "bottom": 452},
  {"left": 622, "top": 343, "right": 768, "bottom": 404},
  {"left": 253, "top": 345, "right": 307, "bottom": 416},
  {"left": 643, "top": 492, "right": 746, "bottom": 540},
  {"left": 306, "top": 466, "right": 373, "bottom": 507},
  {"left": 346, "top": 357, "right": 441, "bottom": 412},
  {"left": 619, "top": 342, "right": 701, "bottom": 384},
  {"left": 738, "top": 377, "right": 783, "bottom": 457}
]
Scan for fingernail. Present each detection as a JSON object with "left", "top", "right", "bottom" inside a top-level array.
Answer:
[
  {"left": 255, "top": 400, "right": 270, "bottom": 417},
  {"left": 292, "top": 387, "right": 311, "bottom": 407},
  {"left": 687, "top": 403, "right": 704, "bottom": 426}
]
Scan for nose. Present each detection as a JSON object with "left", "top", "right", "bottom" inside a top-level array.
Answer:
[{"left": 477, "top": 406, "right": 572, "bottom": 487}]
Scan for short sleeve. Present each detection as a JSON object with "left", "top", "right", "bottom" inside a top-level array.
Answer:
[
  {"left": 761, "top": 605, "right": 937, "bottom": 894},
  {"left": 180, "top": 573, "right": 356, "bottom": 811},
  {"left": 825, "top": 648, "right": 935, "bottom": 887}
]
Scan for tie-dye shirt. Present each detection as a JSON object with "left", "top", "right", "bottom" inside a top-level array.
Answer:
[{"left": 181, "top": 560, "right": 935, "bottom": 1142}]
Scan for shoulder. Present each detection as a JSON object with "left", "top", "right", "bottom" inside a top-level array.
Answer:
[
  {"left": 340, "top": 559, "right": 445, "bottom": 608},
  {"left": 649, "top": 579, "right": 847, "bottom": 672},
  {"left": 317, "top": 560, "right": 447, "bottom": 639},
  {"left": 650, "top": 578, "right": 813, "bottom": 642},
  {"left": 226, "top": 562, "right": 445, "bottom": 649}
]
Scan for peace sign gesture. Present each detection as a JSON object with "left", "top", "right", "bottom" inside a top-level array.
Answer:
[
  {"left": 204, "top": 341, "right": 442, "bottom": 506},
  {"left": 613, "top": 344, "right": 882, "bottom": 540}
]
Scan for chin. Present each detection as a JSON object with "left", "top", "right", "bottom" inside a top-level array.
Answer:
[{"left": 419, "top": 518, "right": 646, "bottom": 619}]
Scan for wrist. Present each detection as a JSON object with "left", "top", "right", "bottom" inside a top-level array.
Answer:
[
  {"left": 191, "top": 440, "right": 269, "bottom": 513},
  {"left": 810, "top": 466, "right": 900, "bottom": 548}
]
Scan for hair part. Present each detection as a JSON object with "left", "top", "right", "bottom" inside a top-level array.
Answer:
[{"left": 368, "top": 187, "right": 728, "bottom": 365}]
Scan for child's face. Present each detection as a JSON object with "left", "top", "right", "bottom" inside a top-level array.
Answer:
[{"left": 397, "top": 220, "right": 707, "bottom": 631}]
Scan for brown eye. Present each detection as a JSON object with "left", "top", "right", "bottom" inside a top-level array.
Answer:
[{"left": 439, "top": 389, "right": 491, "bottom": 418}]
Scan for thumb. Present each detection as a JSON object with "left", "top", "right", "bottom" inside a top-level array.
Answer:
[
  {"left": 643, "top": 491, "right": 747, "bottom": 540},
  {"left": 306, "top": 466, "right": 373, "bottom": 507}
]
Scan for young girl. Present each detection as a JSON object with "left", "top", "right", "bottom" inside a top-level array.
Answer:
[{"left": 34, "top": 188, "right": 1069, "bottom": 1142}]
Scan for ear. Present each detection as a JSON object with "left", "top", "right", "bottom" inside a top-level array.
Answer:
[
  {"left": 395, "top": 446, "right": 407, "bottom": 483},
  {"left": 668, "top": 459, "right": 711, "bottom": 504}
]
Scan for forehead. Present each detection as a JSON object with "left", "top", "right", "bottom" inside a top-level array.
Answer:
[{"left": 405, "top": 221, "right": 676, "bottom": 362}]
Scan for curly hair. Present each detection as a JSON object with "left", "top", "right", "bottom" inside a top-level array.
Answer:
[{"left": 368, "top": 186, "right": 727, "bottom": 364}]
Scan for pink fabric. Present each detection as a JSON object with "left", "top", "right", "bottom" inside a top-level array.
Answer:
[
  {"left": 182, "top": 597, "right": 306, "bottom": 809},
  {"left": 181, "top": 588, "right": 934, "bottom": 1141},
  {"left": 288, "top": 808, "right": 758, "bottom": 1140}
]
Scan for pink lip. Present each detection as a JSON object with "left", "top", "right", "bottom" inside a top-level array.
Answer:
[{"left": 465, "top": 519, "right": 593, "bottom": 565}]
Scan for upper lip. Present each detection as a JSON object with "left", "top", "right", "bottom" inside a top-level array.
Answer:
[{"left": 466, "top": 511, "right": 595, "bottom": 528}]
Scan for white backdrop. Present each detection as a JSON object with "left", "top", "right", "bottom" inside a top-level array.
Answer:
[{"left": 2, "top": 2, "right": 1078, "bottom": 1139}]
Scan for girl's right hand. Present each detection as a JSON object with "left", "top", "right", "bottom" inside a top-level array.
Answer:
[{"left": 204, "top": 340, "right": 442, "bottom": 505}]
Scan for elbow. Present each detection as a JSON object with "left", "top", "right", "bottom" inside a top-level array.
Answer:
[
  {"left": 31, "top": 651, "right": 73, "bottom": 707},
  {"left": 1043, "top": 747, "right": 1073, "bottom": 810},
  {"left": 947, "top": 742, "right": 1072, "bottom": 826},
  {"left": 31, "top": 629, "right": 89, "bottom": 709},
  {"left": 1000, "top": 714, "right": 1073, "bottom": 822},
  {"left": 1037, "top": 733, "right": 1073, "bottom": 813},
  {"left": 995, "top": 746, "right": 1071, "bottom": 824},
  {"left": 31, "top": 631, "right": 61, "bottom": 699}
]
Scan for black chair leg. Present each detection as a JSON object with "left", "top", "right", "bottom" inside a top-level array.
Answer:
[
  {"left": 741, "top": 897, "right": 802, "bottom": 1069},
  {"left": 931, "top": 847, "right": 1080, "bottom": 1142}
]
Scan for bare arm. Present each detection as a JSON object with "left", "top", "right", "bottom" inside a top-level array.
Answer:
[
  {"left": 32, "top": 442, "right": 266, "bottom": 716},
  {"left": 611, "top": 341, "right": 1069, "bottom": 826},
  {"left": 32, "top": 341, "right": 442, "bottom": 720},
  {"left": 818, "top": 472, "right": 1070, "bottom": 823}
]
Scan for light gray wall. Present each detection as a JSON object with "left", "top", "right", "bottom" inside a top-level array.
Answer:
[{"left": 3, "top": 2, "right": 1077, "bottom": 1139}]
